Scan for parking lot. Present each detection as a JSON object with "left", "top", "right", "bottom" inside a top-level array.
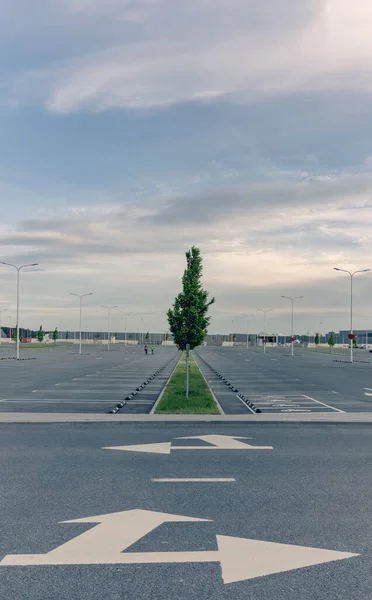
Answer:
[
  {"left": 195, "top": 346, "right": 372, "bottom": 414},
  {"left": 0, "top": 345, "right": 179, "bottom": 414}
]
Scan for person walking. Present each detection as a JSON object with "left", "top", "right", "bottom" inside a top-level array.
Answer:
[
  {"left": 144, "top": 344, "right": 148, "bottom": 355},
  {"left": 151, "top": 346, "right": 154, "bottom": 355}
]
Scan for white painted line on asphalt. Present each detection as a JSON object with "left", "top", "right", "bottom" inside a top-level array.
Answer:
[
  {"left": 1, "top": 400, "right": 115, "bottom": 403},
  {"left": 1, "top": 508, "right": 358, "bottom": 583},
  {"left": 302, "top": 394, "right": 345, "bottom": 413},
  {"left": 152, "top": 478, "right": 236, "bottom": 483},
  {"left": 331, "top": 391, "right": 339, "bottom": 394}
]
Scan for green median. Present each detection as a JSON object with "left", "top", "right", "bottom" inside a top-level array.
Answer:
[{"left": 155, "top": 351, "right": 220, "bottom": 414}]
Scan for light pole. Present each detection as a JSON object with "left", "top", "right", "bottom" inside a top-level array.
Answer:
[
  {"left": 101, "top": 305, "right": 118, "bottom": 351},
  {"left": 0, "top": 308, "right": 8, "bottom": 345},
  {"left": 334, "top": 267, "right": 370, "bottom": 363},
  {"left": 69, "top": 293, "right": 93, "bottom": 355},
  {"left": 257, "top": 309, "right": 273, "bottom": 353},
  {"left": 0, "top": 261, "right": 38, "bottom": 360},
  {"left": 120, "top": 312, "right": 132, "bottom": 345},
  {"left": 241, "top": 314, "right": 255, "bottom": 348},
  {"left": 281, "top": 296, "right": 304, "bottom": 356}
]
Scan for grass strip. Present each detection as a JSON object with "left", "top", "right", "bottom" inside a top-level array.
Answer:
[{"left": 155, "top": 351, "right": 220, "bottom": 414}]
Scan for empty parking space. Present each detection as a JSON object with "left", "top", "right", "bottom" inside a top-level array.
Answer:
[
  {"left": 195, "top": 347, "right": 372, "bottom": 414},
  {"left": 0, "top": 346, "right": 179, "bottom": 414}
]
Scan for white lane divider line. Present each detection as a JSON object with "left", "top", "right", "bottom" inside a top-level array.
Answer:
[
  {"left": 364, "top": 388, "right": 372, "bottom": 396},
  {"left": 152, "top": 478, "right": 236, "bottom": 483},
  {"left": 302, "top": 395, "right": 345, "bottom": 413}
]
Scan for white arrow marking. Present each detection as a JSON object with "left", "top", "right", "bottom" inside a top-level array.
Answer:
[
  {"left": 364, "top": 388, "right": 372, "bottom": 396},
  {"left": 0, "top": 511, "right": 358, "bottom": 585},
  {"left": 0, "top": 509, "right": 209, "bottom": 566},
  {"left": 103, "top": 435, "right": 273, "bottom": 454}
]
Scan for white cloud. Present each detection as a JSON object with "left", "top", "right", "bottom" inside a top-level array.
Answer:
[
  {"left": 1, "top": 173, "right": 372, "bottom": 331},
  {"left": 3, "top": 1, "right": 372, "bottom": 112}
]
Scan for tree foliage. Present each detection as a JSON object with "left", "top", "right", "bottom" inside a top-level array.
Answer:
[
  {"left": 328, "top": 331, "right": 335, "bottom": 348},
  {"left": 37, "top": 325, "right": 44, "bottom": 343},
  {"left": 167, "top": 246, "right": 215, "bottom": 350},
  {"left": 53, "top": 327, "right": 58, "bottom": 342},
  {"left": 314, "top": 333, "right": 320, "bottom": 346}
]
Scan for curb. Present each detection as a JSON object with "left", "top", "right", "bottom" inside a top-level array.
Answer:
[
  {"left": 192, "top": 351, "right": 224, "bottom": 415},
  {"left": 193, "top": 349, "right": 261, "bottom": 413},
  {"left": 109, "top": 352, "right": 181, "bottom": 414},
  {"left": 150, "top": 352, "right": 183, "bottom": 415}
]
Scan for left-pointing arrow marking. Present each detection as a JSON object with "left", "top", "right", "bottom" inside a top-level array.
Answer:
[{"left": 103, "top": 434, "right": 273, "bottom": 454}]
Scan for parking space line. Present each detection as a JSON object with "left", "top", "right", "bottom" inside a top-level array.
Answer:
[{"left": 302, "top": 394, "right": 345, "bottom": 413}]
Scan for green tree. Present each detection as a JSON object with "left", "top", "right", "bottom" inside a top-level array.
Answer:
[
  {"left": 65, "top": 330, "right": 69, "bottom": 340},
  {"left": 11, "top": 328, "right": 22, "bottom": 341},
  {"left": 52, "top": 327, "right": 58, "bottom": 343},
  {"left": 167, "top": 246, "right": 215, "bottom": 350},
  {"left": 314, "top": 333, "right": 320, "bottom": 347},
  {"left": 37, "top": 325, "right": 44, "bottom": 343},
  {"left": 353, "top": 337, "right": 358, "bottom": 348},
  {"left": 328, "top": 331, "right": 335, "bottom": 350},
  {"left": 145, "top": 331, "right": 150, "bottom": 342}
]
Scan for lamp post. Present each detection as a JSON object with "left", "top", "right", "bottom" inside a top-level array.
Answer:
[
  {"left": 281, "top": 296, "right": 304, "bottom": 356},
  {"left": 0, "top": 262, "right": 38, "bottom": 360},
  {"left": 101, "top": 305, "right": 118, "bottom": 351},
  {"left": 0, "top": 308, "right": 8, "bottom": 345},
  {"left": 69, "top": 293, "right": 93, "bottom": 355},
  {"left": 334, "top": 268, "right": 370, "bottom": 363},
  {"left": 120, "top": 312, "right": 132, "bottom": 345},
  {"left": 241, "top": 314, "right": 255, "bottom": 348},
  {"left": 257, "top": 309, "right": 273, "bottom": 353}
]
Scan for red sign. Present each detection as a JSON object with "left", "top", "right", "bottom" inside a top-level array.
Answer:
[
  {"left": 290, "top": 337, "right": 295, "bottom": 342},
  {"left": 348, "top": 334, "right": 355, "bottom": 340},
  {"left": 263, "top": 339, "right": 267, "bottom": 344}
]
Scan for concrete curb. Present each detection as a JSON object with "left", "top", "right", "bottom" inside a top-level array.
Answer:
[
  {"left": 192, "top": 351, "right": 224, "bottom": 415},
  {"left": 150, "top": 352, "right": 183, "bottom": 415},
  {"left": 110, "top": 351, "right": 180, "bottom": 414},
  {"left": 1, "top": 412, "right": 372, "bottom": 423}
]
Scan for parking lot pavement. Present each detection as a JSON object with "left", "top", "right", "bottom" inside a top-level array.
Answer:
[
  {"left": 1, "top": 422, "right": 371, "bottom": 600},
  {"left": 0, "top": 346, "right": 179, "bottom": 414},
  {"left": 195, "top": 347, "right": 372, "bottom": 414}
]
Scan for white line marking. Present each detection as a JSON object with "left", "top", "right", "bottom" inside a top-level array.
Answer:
[
  {"left": 152, "top": 478, "right": 236, "bottom": 483},
  {"left": 302, "top": 395, "right": 345, "bottom": 413}
]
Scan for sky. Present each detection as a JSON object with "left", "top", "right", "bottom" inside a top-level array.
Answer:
[{"left": 1, "top": 0, "right": 372, "bottom": 336}]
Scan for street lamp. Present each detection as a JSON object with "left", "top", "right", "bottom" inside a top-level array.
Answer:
[
  {"left": 281, "top": 296, "right": 304, "bottom": 356},
  {"left": 334, "top": 267, "right": 370, "bottom": 363},
  {"left": 101, "top": 305, "right": 118, "bottom": 351},
  {"left": 69, "top": 293, "right": 93, "bottom": 355},
  {"left": 241, "top": 314, "right": 255, "bottom": 348},
  {"left": 257, "top": 309, "right": 273, "bottom": 354},
  {"left": 0, "top": 262, "right": 38, "bottom": 360},
  {"left": 120, "top": 312, "right": 132, "bottom": 345},
  {"left": 0, "top": 308, "right": 8, "bottom": 345}
]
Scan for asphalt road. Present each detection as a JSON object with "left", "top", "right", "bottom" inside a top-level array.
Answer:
[
  {"left": 194, "top": 347, "right": 372, "bottom": 414},
  {"left": 0, "top": 345, "right": 179, "bottom": 414},
  {"left": 1, "top": 422, "right": 371, "bottom": 599}
]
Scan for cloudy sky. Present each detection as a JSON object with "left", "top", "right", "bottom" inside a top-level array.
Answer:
[{"left": 1, "top": 0, "right": 372, "bottom": 336}]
